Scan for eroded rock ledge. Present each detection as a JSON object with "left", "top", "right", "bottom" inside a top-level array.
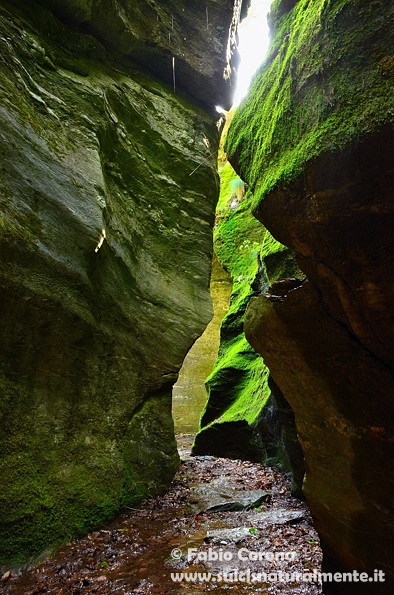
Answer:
[{"left": 37, "top": 0, "right": 242, "bottom": 112}]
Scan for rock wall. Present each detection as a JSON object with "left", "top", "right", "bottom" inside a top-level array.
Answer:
[
  {"left": 193, "top": 151, "right": 303, "bottom": 473},
  {"left": 226, "top": 0, "right": 394, "bottom": 591},
  {"left": 172, "top": 254, "right": 232, "bottom": 435},
  {"left": 38, "top": 0, "right": 242, "bottom": 114},
  {"left": 0, "top": 0, "right": 241, "bottom": 568}
]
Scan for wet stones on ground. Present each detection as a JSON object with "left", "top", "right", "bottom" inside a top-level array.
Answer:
[
  {"left": 2, "top": 435, "right": 322, "bottom": 594},
  {"left": 186, "top": 476, "right": 272, "bottom": 514}
]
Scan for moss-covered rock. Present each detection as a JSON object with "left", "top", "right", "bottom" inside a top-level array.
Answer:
[
  {"left": 193, "top": 147, "right": 303, "bottom": 467},
  {"left": 226, "top": 0, "right": 394, "bottom": 206},
  {"left": 0, "top": 0, "right": 238, "bottom": 569},
  {"left": 172, "top": 254, "right": 232, "bottom": 435},
  {"left": 226, "top": 0, "right": 394, "bottom": 589}
]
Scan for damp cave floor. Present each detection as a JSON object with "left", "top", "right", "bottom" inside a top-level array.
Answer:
[{"left": 1, "top": 435, "right": 322, "bottom": 595}]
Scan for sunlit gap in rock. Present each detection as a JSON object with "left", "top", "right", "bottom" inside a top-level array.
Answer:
[
  {"left": 233, "top": 0, "right": 272, "bottom": 106},
  {"left": 173, "top": 2, "right": 272, "bottom": 452},
  {"left": 217, "top": 0, "right": 272, "bottom": 114}
]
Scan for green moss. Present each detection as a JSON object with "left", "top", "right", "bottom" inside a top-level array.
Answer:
[
  {"left": 225, "top": 0, "right": 394, "bottom": 208},
  {"left": 0, "top": 360, "right": 177, "bottom": 567},
  {"left": 194, "top": 144, "right": 301, "bottom": 462},
  {"left": 217, "top": 162, "right": 236, "bottom": 210},
  {"left": 0, "top": 213, "right": 36, "bottom": 246},
  {"left": 205, "top": 336, "right": 270, "bottom": 426},
  {"left": 0, "top": 373, "right": 151, "bottom": 568},
  {"left": 0, "top": 0, "right": 211, "bottom": 568}
]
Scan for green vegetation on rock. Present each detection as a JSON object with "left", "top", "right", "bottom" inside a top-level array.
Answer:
[
  {"left": 224, "top": 0, "right": 394, "bottom": 583},
  {"left": 0, "top": 0, "right": 227, "bottom": 568},
  {"left": 193, "top": 137, "right": 302, "bottom": 463},
  {"left": 226, "top": 0, "right": 394, "bottom": 207}
]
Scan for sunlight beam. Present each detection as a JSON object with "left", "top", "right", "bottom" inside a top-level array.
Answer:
[{"left": 233, "top": 0, "right": 272, "bottom": 106}]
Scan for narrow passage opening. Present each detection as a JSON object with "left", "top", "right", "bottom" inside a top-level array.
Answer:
[
  {"left": 172, "top": 0, "right": 272, "bottom": 448},
  {"left": 172, "top": 254, "right": 232, "bottom": 436},
  {"left": 3, "top": 1, "right": 323, "bottom": 592}
]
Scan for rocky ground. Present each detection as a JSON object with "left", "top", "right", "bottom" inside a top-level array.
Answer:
[{"left": 1, "top": 436, "right": 322, "bottom": 594}]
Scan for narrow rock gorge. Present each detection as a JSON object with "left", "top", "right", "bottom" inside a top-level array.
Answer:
[
  {"left": 1, "top": 0, "right": 393, "bottom": 591},
  {"left": 193, "top": 148, "right": 304, "bottom": 489},
  {"left": 0, "top": 0, "right": 243, "bottom": 568},
  {"left": 172, "top": 254, "right": 232, "bottom": 435}
]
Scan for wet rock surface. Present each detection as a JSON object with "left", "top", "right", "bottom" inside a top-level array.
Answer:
[
  {"left": 1, "top": 436, "right": 323, "bottom": 594},
  {"left": 0, "top": 0, "right": 238, "bottom": 567},
  {"left": 187, "top": 474, "right": 271, "bottom": 513},
  {"left": 245, "top": 131, "right": 394, "bottom": 589},
  {"left": 225, "top": 0, "right": 394, "bottom": 588},
  {"left": 39, "top": 0, "right": 240, "bottom": 111}
]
